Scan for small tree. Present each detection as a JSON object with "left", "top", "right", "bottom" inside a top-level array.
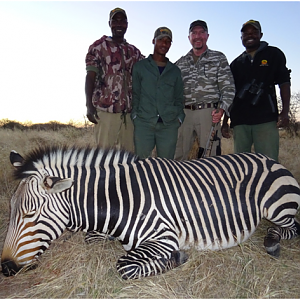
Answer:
[{"left": 277, "top": 91, "right": 300, "bottom": 136}]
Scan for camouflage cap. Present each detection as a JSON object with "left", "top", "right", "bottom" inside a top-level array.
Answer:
[
  {"left": 153, "top": 27, "right": 172, "bottom": 41},
  {"left": 241, "top": 20, "right": 262, "bottom": 32},
  {"left": 109, "top": 7, "right": 127, "bottom": 21},
  {"left": 189, "top": 20, "right": 208, "bottom": 32}
]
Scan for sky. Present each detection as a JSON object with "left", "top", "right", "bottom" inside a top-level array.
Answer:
[{"left": 0, "top": 0, "right": 299, "bottom": 124}]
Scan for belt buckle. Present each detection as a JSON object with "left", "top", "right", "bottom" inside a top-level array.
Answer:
[{"left": 198, "top": 103, "right": 204, "bottom": 110}]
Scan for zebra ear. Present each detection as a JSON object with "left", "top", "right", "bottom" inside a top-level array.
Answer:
[
  {"left": 10, "top": 150, "right": 24, "bottom": 168},
  {"left": 43, "top": 176, "right": 73, "bottom": 194}
]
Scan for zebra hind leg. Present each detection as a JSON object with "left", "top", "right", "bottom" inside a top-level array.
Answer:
[
  {"left": 264, "top": 220, "right": 300, "bottom": 258},
  {"left": 116, "top": 241, "right": 188, "bottom": 280}
]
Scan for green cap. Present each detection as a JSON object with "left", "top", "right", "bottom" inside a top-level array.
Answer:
[
  {"left": 241, "top": 20, "right": 261, "bottom": 32},
  {"left": 109, "top": 8, "right": 127, "bottom": 21},
  {"left": 153, "top": 27, "right": 172, "bottom": 41}
]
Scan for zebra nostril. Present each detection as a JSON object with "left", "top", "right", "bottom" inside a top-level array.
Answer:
[{"left": 1, "top": 259, "right": 21, "bottom": 277}]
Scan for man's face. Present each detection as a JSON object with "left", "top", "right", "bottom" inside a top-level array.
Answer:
[
  {"left": 188, "top": 26, "right": 209, "bottom": 51},
  {"left": 153, "top": 36, "right": 172, "bottom": 56},
  {"left": 241, "top": 25, "right": 262, "bottom": 51},
  {"left": 109, "top": 12, "right": 128, "bottom": 38}
]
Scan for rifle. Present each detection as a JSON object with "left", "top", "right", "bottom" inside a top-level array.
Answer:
[{"left": 201, "top": 100, "right": 222, "bottom": 158}]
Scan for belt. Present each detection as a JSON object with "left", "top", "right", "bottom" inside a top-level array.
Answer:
[{"left": 184, "top": 103, "right": 213, "bottom": 110}]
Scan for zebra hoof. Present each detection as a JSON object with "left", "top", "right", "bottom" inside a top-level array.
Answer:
[
  {"left": 171, "top": 250, "right": 188, "bottom": 266},
  {"left": 265, "top": 241, "right": 280, "bottom": 257},
  {"left": 264, "top": 227, "right": 281, "bottom": 258}
]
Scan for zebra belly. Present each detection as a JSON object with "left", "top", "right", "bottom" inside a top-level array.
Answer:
[{"left": 177, "top": 227, "right": 256, "bottom": 251}]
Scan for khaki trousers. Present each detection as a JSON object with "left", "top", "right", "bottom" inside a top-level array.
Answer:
[
  {"left": 174, "top": 108, "right": 221, "bottom": 160},
  {"left": 94, "top": 110, "right": 134, "bottom": 152}
]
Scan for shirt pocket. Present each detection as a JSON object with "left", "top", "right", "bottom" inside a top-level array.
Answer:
[
  {"left": 161, "top": 79, "right": 176, "bottom": 101},
  {"left": 201, "top": 61, "right": 218, "bottom": 82}
]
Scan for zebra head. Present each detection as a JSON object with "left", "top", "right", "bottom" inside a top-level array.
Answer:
[{"left": 1, "top": 150, "right": 73, "bottom": 276}]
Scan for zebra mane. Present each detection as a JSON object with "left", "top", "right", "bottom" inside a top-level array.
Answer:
[{"left": 13, "top": 145, "right": 140, "bottom": 179}]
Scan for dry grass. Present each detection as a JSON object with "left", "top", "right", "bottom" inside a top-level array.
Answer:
[{"left": 1, "top": 126, "right": 300, "bottom": 298}]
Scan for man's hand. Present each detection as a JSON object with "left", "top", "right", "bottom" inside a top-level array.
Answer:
[
  {"left": 86, "top": 106, "right": 99, "bottom": 124},
  {"left": 277, "top": 82, "right": 290, "bottom": 128},
  {"left": 221, "top": 114, "right": 230, "bottom": 138},
  {"left": 221, "top": 123, "right": 230, "bottom": 138},
  {"left": 277, "top": 112, "right": 289, "bottom": 128},
  {"left": 211, "top": 108, "right": 224, "bottom": 124}
]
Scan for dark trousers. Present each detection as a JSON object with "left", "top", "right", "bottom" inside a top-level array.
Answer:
[{"left": 134, "top": 118, "right": 180, "bottom": 159}]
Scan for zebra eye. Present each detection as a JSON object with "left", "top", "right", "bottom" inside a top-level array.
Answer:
[{"left": 23, "top": 212, "right": 35, "bottom": 219}]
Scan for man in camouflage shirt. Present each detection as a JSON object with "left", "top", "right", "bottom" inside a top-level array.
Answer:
[
  {"left": 174, "top": 20, "right": 235, "bottom": 160},
  {"left": 85, "top": 7, "right": 143, "bottom": 152}
]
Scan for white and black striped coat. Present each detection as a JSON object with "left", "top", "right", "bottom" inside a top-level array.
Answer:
[{"left": 2, "top": 146, "right": 300, "bottom": 279}]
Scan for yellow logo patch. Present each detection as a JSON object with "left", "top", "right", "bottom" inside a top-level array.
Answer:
[{"left": 260, "top": 60, "right": 268, "bottom": 66}]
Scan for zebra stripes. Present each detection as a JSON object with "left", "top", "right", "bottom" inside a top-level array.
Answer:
[{"left": 1, "top": 146, "right": 300, "bottom": 278}]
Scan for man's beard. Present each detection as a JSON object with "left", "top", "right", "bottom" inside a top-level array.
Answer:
[{"left": 194, "top": 45, "right": 203, "bottom": 50}]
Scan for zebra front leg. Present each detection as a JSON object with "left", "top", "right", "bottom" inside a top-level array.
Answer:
[
  {"left": 116, "top": 241, "right": 188, "bottom": 280},
  {"left": 264, "top": 221, "right": 300, "bottom": 257}
]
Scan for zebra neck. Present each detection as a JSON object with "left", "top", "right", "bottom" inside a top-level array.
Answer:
[{"left": 66, "top": 174, "right": 126, "bottom": 235}]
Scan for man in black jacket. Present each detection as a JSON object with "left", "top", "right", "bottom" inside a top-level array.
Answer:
[{"left": 222, "top": 20, "right": 291, "bottom": 161}]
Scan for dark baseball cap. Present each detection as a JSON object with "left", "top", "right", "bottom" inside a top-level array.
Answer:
[
  {"left": 189, "top": 20, "right": 208, "bottom": 32},
  {"left": 109, "top": 7, "right": 127, "bottom": 21},
  {"left": 153, "top": 27, "right": 172, "bottom": 41},
  {"left": 241, "top": 20, "right": 261, "bottom": 32}
]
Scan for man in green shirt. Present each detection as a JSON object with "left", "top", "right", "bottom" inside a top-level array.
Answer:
[{"left": 131, "top": 27, "right": 185, "bottom": 159}]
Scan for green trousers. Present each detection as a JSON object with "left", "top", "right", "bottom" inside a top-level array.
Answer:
[
  {"left": 133, "top": 118, "right": 180, "bottom": 159},
  {"left": 233, "top": 121, "right": 279, "bottom": 161}
]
